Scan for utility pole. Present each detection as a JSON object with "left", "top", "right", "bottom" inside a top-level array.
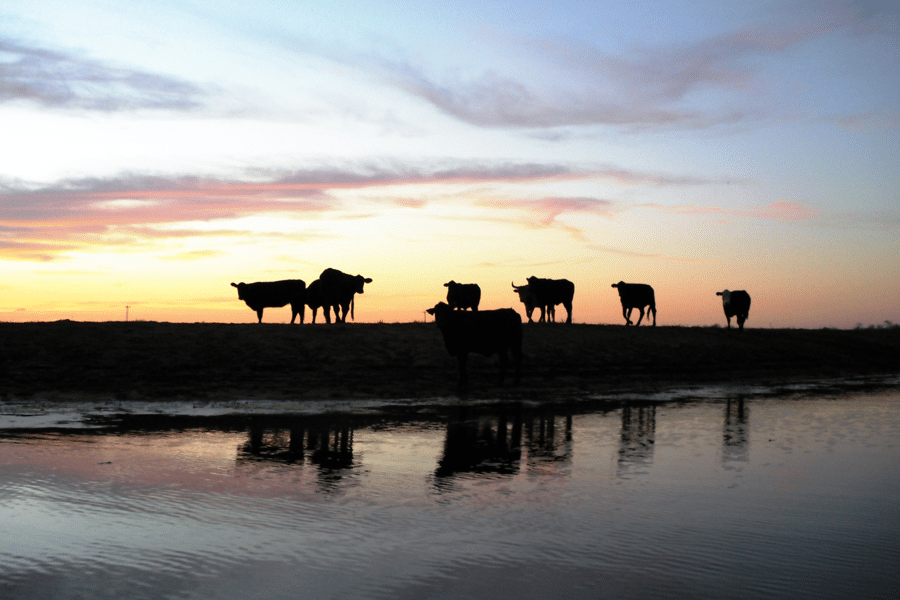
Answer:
[{"left": 126, "top": 306, "right": 130, "bottom": 322}]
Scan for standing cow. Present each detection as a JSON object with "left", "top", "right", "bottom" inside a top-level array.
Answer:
[
  {"left": 318, "top": 268, "right": 373, "bottom": 323},
  {"left": 426, "top": 301, "right": 522, "bottom": 389},
  {"left": 305, "top": 279, "right": 325, "bottom": 323},
  {"left": 512, "top": 277, "right": 574, "bottom": 324},
  {"left": 230, "top": 279, "right": 306, "bottom": 323},
  {"left": 716, "top": 290, "right": 751, "bottom": 329},
  {"left": 511, "top": 282, "right": 556, "bottom": 323},
  {"left": 444, "top": 281, "right": 481, "bottom": 311},
  {"left": 611, "top": 281, "right": 657, "bottom": 326}
]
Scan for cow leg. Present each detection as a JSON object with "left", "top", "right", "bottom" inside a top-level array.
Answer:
[
  {"left": 624, "top": 307, "right": 632, "bottom": 325},
  {"left": 256, "top": 308, "right": 264, "bottom": 323},
  {"left": 650, "top": 306, "right": 656, "bottom": 326},
  {"left": 323, "top": 305, "right": 332, "bottom": 324},
  {"left": 539, "top": 306, "right": 546, "bottom": 323},
  {"left": 635, "top": 307, "right": 645, "bottom": 326},
  {"left": 737, "top": 315, "right": 745, "bottom": 329},
  {"left": 563, "top": 302, "right": 572, "bottom": 324},
  {"left": 726, "top": 315, "right": 732, "bottom": 328}
]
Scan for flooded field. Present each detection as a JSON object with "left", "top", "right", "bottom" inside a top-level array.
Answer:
[{"left": 2, "top": 387, "right": 899, "bottom": 599}]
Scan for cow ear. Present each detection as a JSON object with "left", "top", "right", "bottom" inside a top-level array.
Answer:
[
  {"left": 716, "top": 291, "right": 722, "bottom": 296},
  {"left": 426, "top": 308, "right": 435, "bottom": 315},
  {"left": 231, "top": 282, "right": 238, "bottom": 288},
  {"left": 365, "top": 278, "right": 373, "bottom": 283}
]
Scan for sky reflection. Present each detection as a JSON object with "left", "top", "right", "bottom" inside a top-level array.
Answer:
[{"left": 2, "top": 391, "right": 899, "bottom": 599}]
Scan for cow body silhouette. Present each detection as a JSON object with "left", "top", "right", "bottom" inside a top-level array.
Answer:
[
  {"left": 513, "top": 277, "right": 573, "bottom": 323},
  {"left": 511, "top": 282, "right": 555, "bottom": 323},
  {"left": 444, "top": 281, "right": 481, "bottom": 311},
  {"left": 427, "top": 301, "right": 522, "bottom": 389},
  {"left": 716, "top": 290, "right": 751, "bottom": 329},
  {"left": 231, "top": 279, "right": 306, "bottom": 323},
  {"left": 611, "top": 281, "right": 656, "bottom": 326},
  {"left": 318, "top": 268, "right": 373, "bottom": 323}
]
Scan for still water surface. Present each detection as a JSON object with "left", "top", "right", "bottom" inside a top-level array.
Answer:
[{"left": 2, "top": 389, "right": 899, "bottom": 599}]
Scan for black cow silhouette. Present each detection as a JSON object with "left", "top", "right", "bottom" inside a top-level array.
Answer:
[
  {"left": 426, "top": 301, "right": 522, "bottom": 389},
  {"left": 318, "top": 268, "right": 373, "bottom": 323},
  {"left": 444, "top": 280, "right": 481, "bottom": 311},
  {"left": 611, "top": 281, "right": 656, "bottom": 326},
  {"left": 230, "top": 279, "right": 306, "bottom": 323},
  {"left": 716, "top": 290, "right": 751, "bottom": 329}
]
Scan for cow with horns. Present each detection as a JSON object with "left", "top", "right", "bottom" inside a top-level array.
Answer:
[{"left": 512, "top": 277, "right": 573, "bottom": 324}]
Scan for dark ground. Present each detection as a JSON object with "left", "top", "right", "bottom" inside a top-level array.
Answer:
[{"left": 2, "top": 321, "right": 899, "bottom": 401}]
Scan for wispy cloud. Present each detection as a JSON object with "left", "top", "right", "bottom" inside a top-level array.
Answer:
[
  {"left": 0, "top": 39, "right": 207, "bottom": 111},
  {"left": 589, "top": 244, "right": 718, "bottom": 263},
  {"left": 478, "top": 196, "right": 616, "bottom": 226},
  {"left": 643, "top": 200, "right": 821, "bottom": 221},
  {"left": 0, "top": 163, "right": 588, "bottom": 261},
  {"left": 350, "top": 2, "right": 890, "bottom": 131}
]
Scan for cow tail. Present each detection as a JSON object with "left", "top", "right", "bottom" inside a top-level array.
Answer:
[{"left": 351, "top": 295, "right": 355, "bottom": 321}]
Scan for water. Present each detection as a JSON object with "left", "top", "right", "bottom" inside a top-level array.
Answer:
[{"left": 2, "top": 388, "right": 899, "bottom": 599}]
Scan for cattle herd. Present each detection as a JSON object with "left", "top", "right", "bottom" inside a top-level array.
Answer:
[{"left": 232, "top": 269, "right": 752, "bottom": 388}]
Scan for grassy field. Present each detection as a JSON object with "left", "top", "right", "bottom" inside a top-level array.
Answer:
[{"left": 2, "top": 320, "right": 899, "bottom": 401}]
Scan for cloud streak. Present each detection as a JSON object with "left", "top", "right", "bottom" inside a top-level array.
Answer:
[
  {"left": 643, "top": 200, "right": 821, "bottom": 221},
  {"left": 354, "top": 2, "right": 890, "bottom": 131},
  {"left": 0, "top": 39, "right": 207, "bottom": 111}
]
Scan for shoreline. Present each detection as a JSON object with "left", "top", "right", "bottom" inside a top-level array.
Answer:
[{"left": 2, "top": 321, "right": 899, "bottom": 403}]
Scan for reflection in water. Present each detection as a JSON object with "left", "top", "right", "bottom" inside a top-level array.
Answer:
[
  {"left": 435, "top": 405, "right": 523, "bottom": 481},
  {"left": 2, "top": 391, "right": 900, "bottom": 600},
  {"left": 617, "top": 403, "right": 656, "bottom": 476},
  {"left": 238, "top": 416, "right": 356, "bottom": 493},
  {"left": 723, "top": 397, "right": 749, "bottom": 465},
  {"left": 524, "top": 410, "right": 573, "bottom": 474}
]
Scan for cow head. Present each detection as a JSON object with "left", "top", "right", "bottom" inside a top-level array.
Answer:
[
  {"left": 717, "top": 290, "right": 732, "bottom": 305},
  {"left": 443, "top": 281, "right": 456, "bottom": 289},
  {"left": 426, "top": 302, "right": 453, "bottom": 322},
  {"left": 231, "top": 282, "right": 246, "bottom": 300},
  {"left": 353, "top": 275, "right": 373, "bottom": 294},
  {"left": 511, "top": 282, "right": 537, "bottom": 320}
]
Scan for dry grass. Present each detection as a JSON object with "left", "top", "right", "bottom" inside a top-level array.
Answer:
[{"left": 2, "top": 321, "right": 899, "bottom": 401}]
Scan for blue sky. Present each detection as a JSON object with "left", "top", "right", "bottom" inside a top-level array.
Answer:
[{"left": 1, "top": 0, "right": 897, "bottom": 326}]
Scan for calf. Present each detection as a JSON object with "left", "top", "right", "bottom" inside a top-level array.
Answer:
[
  {"left": 426, "top": 302, "right": 522, "bottom": 389},
  {"left": 716, "top": 290, "right": 751, "bottom": 329},
  {"left": 444, "top": 280, "right": 481, "bottom": 311},
  {"left": 231, "top": 279, "right": 306, "bottom": 323},
  {"left": 611, "top": 281, "right": 656, "bottom": 326}
]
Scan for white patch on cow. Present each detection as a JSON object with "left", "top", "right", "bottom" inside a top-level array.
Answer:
[{"left": 719, "top": 290, "right": 732, "bottom": 307}]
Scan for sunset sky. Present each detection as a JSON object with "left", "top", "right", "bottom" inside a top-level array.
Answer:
[{"left": 2, "top": 0, "right": 897, "bottom": 327}]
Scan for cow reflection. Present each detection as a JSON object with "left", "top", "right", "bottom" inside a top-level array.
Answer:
[
  {"left": 435, "top": 406, "right": 523, "bottom": 480},
  {"left": 722, "top": 397, "right": 749, "bottom": 465},
  {"left": 524, "top": 410, "right": 573, "bottom": 474},
  {"left": 238, "top": 418, "right": 355, "bottom": 492},
  {"left": 617, "top": 403, "right": 656, "bottom": 476}
]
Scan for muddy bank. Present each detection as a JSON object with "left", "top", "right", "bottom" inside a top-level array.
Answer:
[{"left": 2, "top": 321, "right": 899, "bottom": 401}]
